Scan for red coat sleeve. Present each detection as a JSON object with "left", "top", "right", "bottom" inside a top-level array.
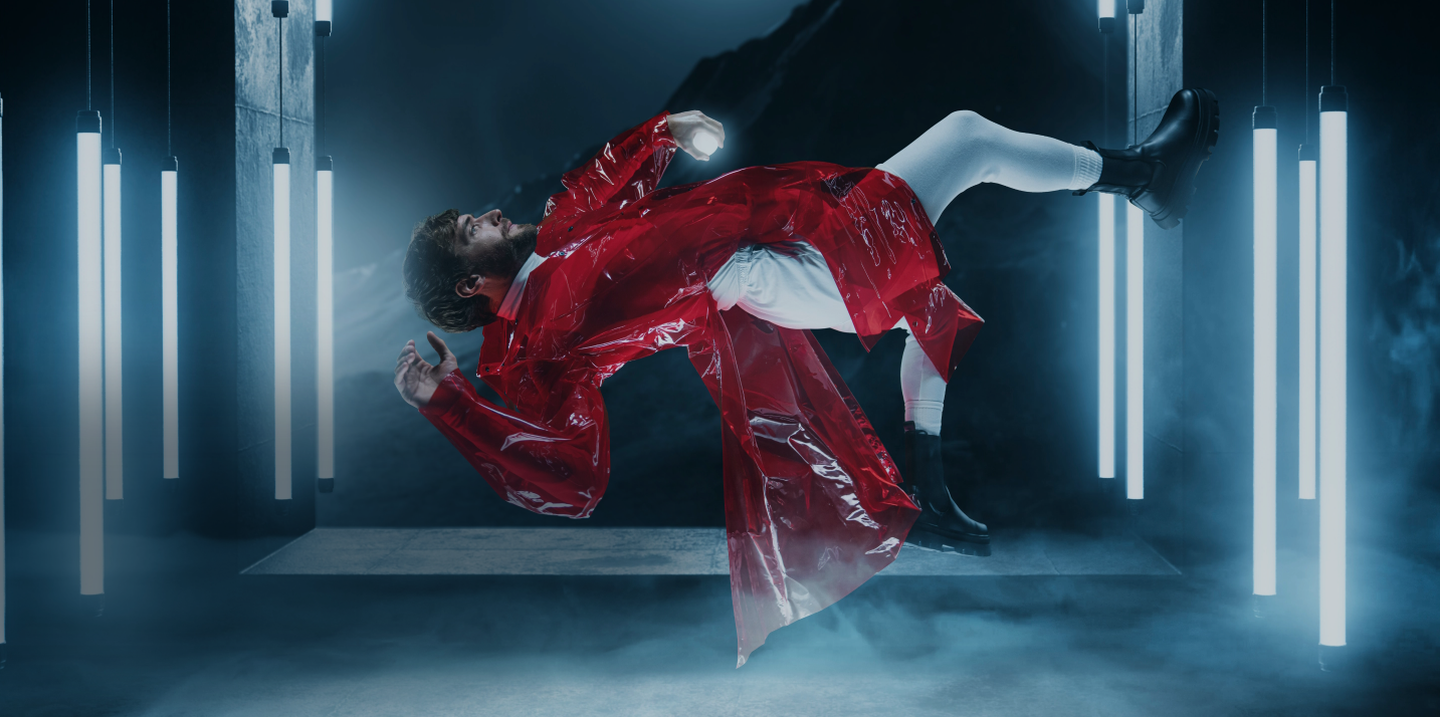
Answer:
[
  {"left": 417, "top": 368, "right": 610, "bottom": 518},
  {"left": 541, "top": 112, "right": 678, "bottom": 223}
]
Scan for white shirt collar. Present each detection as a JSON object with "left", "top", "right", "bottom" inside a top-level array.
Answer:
[{"left": 496, "top": 252, "right": 547, "bottom": 321}]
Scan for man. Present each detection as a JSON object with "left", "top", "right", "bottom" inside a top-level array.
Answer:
[{"left": 395, "top": 92, "right": 1218, "bottom": 665}]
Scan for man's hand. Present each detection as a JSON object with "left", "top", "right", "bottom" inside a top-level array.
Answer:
[
  {"left": 668, "top": 110, "right": 725, "bottom": 161},
  {"left": 395, "top": 331, "right": 459, "bottom": 408}
]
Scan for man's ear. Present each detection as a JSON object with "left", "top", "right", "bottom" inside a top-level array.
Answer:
[{"left": 455, "top": 274, "right": 486, "bottom": 298}]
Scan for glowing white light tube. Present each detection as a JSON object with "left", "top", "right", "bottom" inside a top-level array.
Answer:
[
  {"left": 1099, "top": 0, "right": 1117, "bottom": 18},
  {"left": 274, "top": 155, "right": 292, "bottom": 500},
  {"left": 1318, "top": 95, "right": 1347, "bottom": 648},
  {"left": 317, "top": 0, "right": 332, "bottom": 24},
  {"left": 2, "top": 94, "right": 8, "bottom": 649},
  {"left": 1298, "top": 155, "right": 1318, "bottom": 500},
  {"left": 1125, "top": 202, "right": 1143, "bottom": 499},
  {"left": 1253, "top": 120, "right": 1278, "bottom": 597},
  {"left": 316, "top": 165, "right": 334, "bottom": 480},
  {"left": 103, "top": 157, "right": 123, "bottom": 500},
  {"left": 162, "top": 161, "right": 179, "bottom": 479},
  {"left": 77, "top": 116, "right": 104, "bottom": 596},
  {"left": 1098, "top": 193, "right": 1116, "bottom": 479}
]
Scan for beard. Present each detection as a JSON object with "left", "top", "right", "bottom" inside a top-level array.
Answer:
[{"left": 473, "top": 222, "right": 539, "bottom": 280}]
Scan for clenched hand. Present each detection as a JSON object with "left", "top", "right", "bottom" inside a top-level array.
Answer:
[{"left": 394, "top": 331, "right": 458, "bottom": 408}]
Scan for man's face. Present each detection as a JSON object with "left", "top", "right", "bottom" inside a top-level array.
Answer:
[{"left": 453, "top": 209, "right": 532, "bottom": 267}]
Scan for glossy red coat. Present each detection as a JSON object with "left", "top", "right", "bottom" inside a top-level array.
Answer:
[{"left": 419, "top": 113, "right": 984, "bottom": 666}]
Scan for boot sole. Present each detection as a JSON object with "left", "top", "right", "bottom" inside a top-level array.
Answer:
[
  {"left": 905, "top": 525, "right": 992, "bottom": 557},
  {"left": 1147, "top": 88, "right": 1221, "bottom": 230}
]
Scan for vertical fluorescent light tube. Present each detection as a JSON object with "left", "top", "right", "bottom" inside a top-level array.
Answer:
[
  {"left": 316, "top": 157, "right": 335, "bottom": 485},
  {"left": 274, "top": 148, "right": 292, "bottom": 501},
  {"left": 162, "top": 157, "right": 179, "bottom": 480},
  {"left": 1098, "top": 0, "right": 1117, "bottom": 32},
  {"left": 1318, "top": 85, "right": 1347, "bottom": 648},
  {"left": 1125, "top": 202, "right": 1144, "bottom": 500},
  {"left": 1098, "top": 193, "right": 1116, "bottom": 478},
  {"left": 1, "top": 93, "right": 8, "bottom": 659},
  {"left": 77, "top": 111, "right": 104, "bottom": 596},
  {"left": 1252, "top": 107, "right": 1278, "bottom": 597},
  {"left": 103, "top": 149, "right": 124, "bottom": 500},
  {"left": 317, "top": 0, "right": 332, "bottom": 23},
  {"left": 1298, "top": 146, "right": 1318, "bottom": 500}
]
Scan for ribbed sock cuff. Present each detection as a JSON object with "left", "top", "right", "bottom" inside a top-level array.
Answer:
[
  {"left": 1071, "top": 145, "right": 1104, "bottom": 191},
  {"left": 905, "top": 399, "right": 944, "bottom": 435}
]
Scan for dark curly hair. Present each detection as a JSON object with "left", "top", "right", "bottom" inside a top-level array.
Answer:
[{"left": 402, "top": 209, "right": 496, "bottom": 332}]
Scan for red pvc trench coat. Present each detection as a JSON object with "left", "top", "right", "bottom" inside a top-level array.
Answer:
[{"left": 419, "top": 113, "right": 984, "bottom": 666}]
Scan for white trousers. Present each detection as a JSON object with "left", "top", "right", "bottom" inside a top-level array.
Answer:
[{"left": 709, "top": 111, "right": 1102, "bottom": 433}]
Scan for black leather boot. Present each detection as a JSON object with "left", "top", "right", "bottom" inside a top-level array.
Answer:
[
  {"left": 902, "top": 422, "right": 991, "bottom": 556},
  {"left": 1078, "top": 88, "right": 1220, "bottom": 230}
]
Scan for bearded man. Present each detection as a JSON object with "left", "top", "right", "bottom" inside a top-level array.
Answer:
[{"left": 395, "top": 92, "right": 1218, "bottom": 665}]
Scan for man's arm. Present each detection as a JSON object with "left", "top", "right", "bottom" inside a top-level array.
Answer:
[
  {"left": 397, "top": 333, "right": 611, "bottom": 518},
  {"left": 543, "top": 110, "right": 725, "bottom": 222}
]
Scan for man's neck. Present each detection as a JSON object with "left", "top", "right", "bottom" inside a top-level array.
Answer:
[{"left": 495, "top": 253, "right": 548, "bottom": 321}]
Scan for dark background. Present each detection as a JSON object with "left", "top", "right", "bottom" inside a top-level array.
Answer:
[{"left": 1, "top": 0, "right": 1436, "bottom": 573}]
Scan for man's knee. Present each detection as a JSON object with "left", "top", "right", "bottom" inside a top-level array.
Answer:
[
  {"left": 942, "top": 110, "right": 1003, "bottom": 181},
  {"left": 943, "top": 110, "right": 996, "bottom": 140}
]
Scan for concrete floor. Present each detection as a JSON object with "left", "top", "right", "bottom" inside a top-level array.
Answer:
[
  {"left": 241, "top": 527, "right": 1180, "bottom": 577},
  {"left": 1, "top": 529, "right": 1437, "bottom": 716}
]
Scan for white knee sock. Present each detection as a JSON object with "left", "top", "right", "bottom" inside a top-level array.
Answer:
[
  {"left": 900, "top": 328, "right": 947, "bottom": 435},
  {"left": 877, "top": 110, "right": 1104, "bottom": 223}
]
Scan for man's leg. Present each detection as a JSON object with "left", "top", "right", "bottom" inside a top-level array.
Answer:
[
  {"left": 876, "top": 110, "right": 1102, "bottom": 223},
  {"left": 897, "top": 318, "right": 989, "bottom": 555},
  {"left": 879, "top": 89, "right": 1219, "bottom": 230}
]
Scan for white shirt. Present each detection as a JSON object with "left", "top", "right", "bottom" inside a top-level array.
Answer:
[
  {"left": 496, "top": 252, "right": 547, "bottom": 321},
  {"left": 497, "top": 242, "right": 859, "bottom": 333}
]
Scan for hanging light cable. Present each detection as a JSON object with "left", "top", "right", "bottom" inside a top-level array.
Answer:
[
  {"left": 316, "top": 4, "right": 335, "bottom": 494},
  {"left": 273, "top": 1, "right": 293, "bottom": 502},
  {"left": 162, "top": 0, "right": 179, "bottom": 486},
  {"left": 77, "top": 0, "right": 106, "bottom": 610},
  {"left": 1317, "top": 0, "right": 1348, "bottom": 669},
  {"left": 103, "top": 0, "right": 124, "bottom": 502},
  {"left": 1125, "top": 0, "right": 1144, "bottom": 502},
  {"left": 1252, "top": 0, "right": 1279, "bottom": 606}
]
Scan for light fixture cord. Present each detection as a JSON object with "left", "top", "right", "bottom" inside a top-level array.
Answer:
[
  {"left": 1304, "top": 0, "right": 1310, "bottom": 143},
  {"left": 1261, "top": 0, "right": 1267, "bottom": 107},
  {"left": 110, "top": 0, "right": 116, "bottom": 148},
  {"left": 278, "top": 13, "right": 284, "bottom": 147},
  {"left": 1131, "top": 13, "right": 1137, "bottom": 145},
  {"left": 319, "top": 35, "right": 325, "bottom": 156},
  {"left": 87, "top": 0, "right": 92, "bottom": 110},
  {"left": 1330, "top": 0, "right": 1336, "bottom": 85},
  {"left": 167, "top": 0, "right": 172, "bottom": 156}
]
